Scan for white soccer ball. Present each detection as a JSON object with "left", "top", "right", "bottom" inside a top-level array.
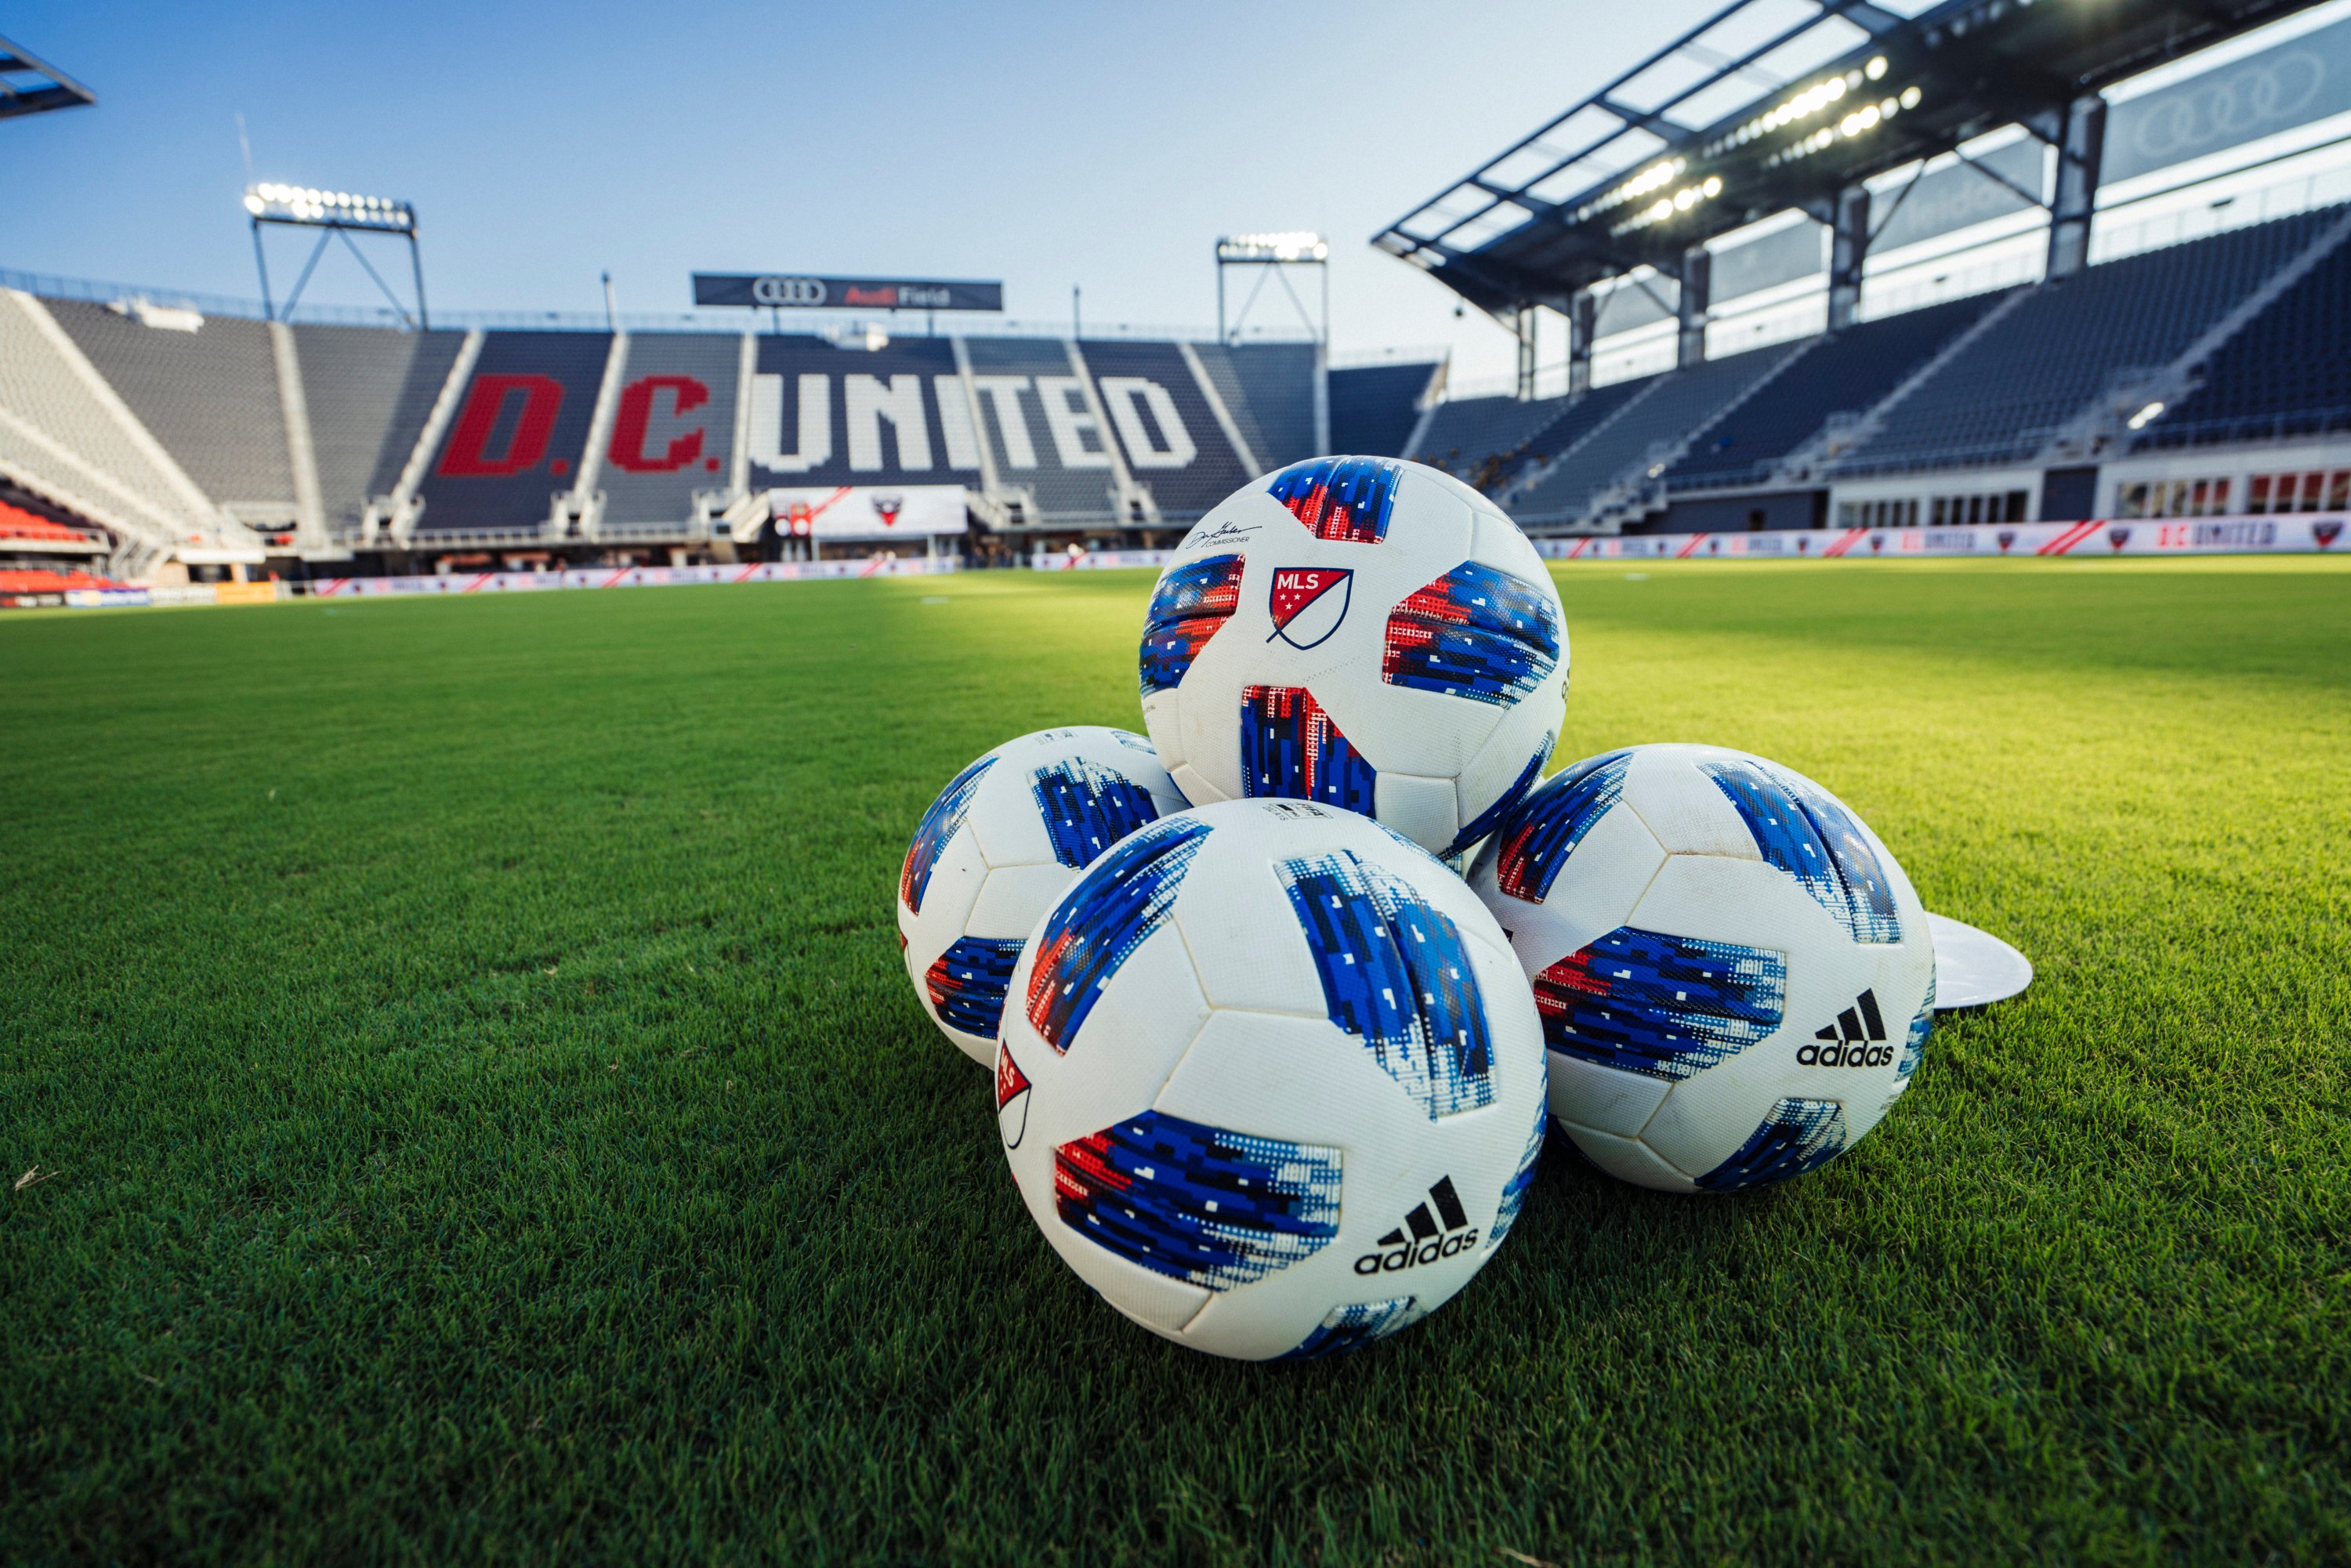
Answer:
[
  {"left": 1467, "top": 744, "right": 1936, "bottom": 1194},
  {"left": 898, "top": 727, "right": 1187, "bottom": 1066},
  {"left": 994, "top": 798, "right": 1547, "bottom": 1360},
  {"left": 1139, "top": 456, "right": 1567, "bottom": 857}
]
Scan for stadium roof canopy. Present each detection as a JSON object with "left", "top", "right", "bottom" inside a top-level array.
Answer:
[
  {"left": 1375, "top": 0, "right": 2329, "bottom": 317},
  {"left": 0, "top": 33, "right": 95, "bottom": 121}
]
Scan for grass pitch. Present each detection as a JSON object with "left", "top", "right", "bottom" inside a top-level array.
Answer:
[{"left": 3, "top": 558, "right": 2347, "bottom": 1565}]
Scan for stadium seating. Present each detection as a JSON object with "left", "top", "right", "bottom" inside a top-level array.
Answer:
[
  {"left": 1509, "top": 342, "right": 1805, "bottom": 524},
  {"left": 0, "top": 289, "right": 222, "bottom": 553},
  {"left": 0, "top": 567, "right": 124, "bottom": 592},
  {"left": 1190, "top": 341, "right": 1321, "bottom": 473},
  {"left": 1078, "top": 339, "right": 1254, "bottom": 514},
  {"left": 45, "top": 300, "right": 293, "bottom": 515},
  {"left": 293, "top": 324, "right": 469, "bottom": 534},
  {"left": 2134, "top": 228, "right": 2351, "bottom": 448},
  {"left": 413, "top": 331, "right": 610, "bottom": 537},
  {"left": 1835, "top": 206, "right": 2344, "bottom": 475},
  {"left": 961, "top": 336, "right": 1126, "bottom": 523},
  {"left": 1328, "top": 360, "right": 1438, "bottom": 459},
  {"left": 0, "top": 497, "right": 99, "bottom": 544},
  {"left": 1664, "top": 292, "right": 2003, "bottom": 490},
  {"left": 1407, "top": 392, "right": 1574, "bottom": 487},
  {"left": 11, "top": 198, "right": 2351, "bottom": 567},
  {"left": 597, "top": 332, "right": 742, "bottom": 529}
]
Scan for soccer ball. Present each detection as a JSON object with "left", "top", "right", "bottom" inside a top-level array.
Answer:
[
  {"left": 899, "top": 727, "right": 1187, "bottom": 1066},
  {"left": 1139, "top": 456, "right": 1567, "bottom": 858},
  {"left": 1467, "top": 744, "right": 1936, "bottom": 1194},
  {"left": 994, "top": 798, "right": 1547, "bottom": 1360}
]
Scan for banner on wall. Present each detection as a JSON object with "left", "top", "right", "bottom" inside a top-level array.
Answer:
[
  {"left": 763, "top": 485, "right": 969, "bottom": 541},
  {"left": 1023, "top": 517, "right": 2346, "bottom": 573},
  {"left": 308, "top": 558, "right": 957, "bottom": 600},
  {"left": 1527, "top": 516, "right": 2349, "bottom": 559},
  {"left": 693, "top": 274, "right": 1003, "bottom": 312}
]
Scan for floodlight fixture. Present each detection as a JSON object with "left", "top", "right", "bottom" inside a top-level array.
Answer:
[
  {"left": 1214, "top": 230, "right": 1331, "bottom": 346},
  {"left": 243, "top": 183, "right": 416, "bottom": 234},
  {"left": 243, "top": 183, "right": 428, "bottom": 328},
  {"left": 1216, "top": 231, "right": 1331, "bottom": 263}
]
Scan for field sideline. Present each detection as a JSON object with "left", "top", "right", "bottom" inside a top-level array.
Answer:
[{"left": 3, "top": 558, "right": 2346, "bottom": 1563}]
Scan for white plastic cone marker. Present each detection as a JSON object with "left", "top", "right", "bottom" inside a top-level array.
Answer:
[{"left": 1925, "top": 912, "right": 2033, "bottom": 1010}]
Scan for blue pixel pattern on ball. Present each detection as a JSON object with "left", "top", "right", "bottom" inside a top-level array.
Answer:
[
  {"left": 1701, "top": 759, "right": 1904, "bottom": 943},
  {"left": 1277, "top": 848, "right": 1495, "bottom": 1120},
  {"left": 1899, "top": 971, "right": 1934, "bottom": 1078},
  {"left": 1279, "top": 1297, "right": 1424, "bottom": 1360},
  {"left": 1534, "top": 925, "right": 1786, "bottom": 1081},
  {"left": 900, "top": 755, "right": 995, "bottom": 915},
  {"left": 1267, "top": 455, "right": 1403, "bottom": 543},
  {"left": 924, "top": 936, "right": 1023, "bottom": 1039},
  {"left": 1487, "top": 1090, "right": 1548, "bottom": 1251},
  {"left": 1241, "top": 686, "right": 1378, "bottom": 815},
  {"left": 1383, "top": 561, "right": 1561, "bottom": 706},
  {"left": 1024, "top": 816, "right": 1211, "bottom": 1052},
  {"left": 1695, "top": 1098, "right": 1850, "bottom": 1190},
  {"left": 1139, "top": 552, "right": 1244, "bottom": 695},
  {"left": 1442, "top": 732, "right": 1553, "bottom": 860},
  {"left": 1493, "top": 749, "right": 1633, "bottom": 902},
  {"left": 1054, "top": 1108, "right": 1342, "bottom": 1291},
  {"left": 1031, "top": 759, "right": 1162, "bottom": 870}
]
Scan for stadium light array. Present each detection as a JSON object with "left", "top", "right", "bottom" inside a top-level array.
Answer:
[
  {"left": 242, "top": 183, "right": 415, "bottom": 233},
  {"left": 1759, "top": 82, "right": 1924, "bottom": 171},
  {"left": 1576, "top": 55, "right": 1925, "bottom": 236},
  {"left": 1216, "top": 231, "right": 1329, "bottom": 262}
]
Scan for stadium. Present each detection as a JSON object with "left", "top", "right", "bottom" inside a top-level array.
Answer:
[{"left": 3, "top": 0, "right": 2345, "bottom": 1561}]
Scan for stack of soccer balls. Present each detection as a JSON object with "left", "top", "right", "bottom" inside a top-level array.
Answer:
[{"left": 897, "top": 457, "right": 1936, "bottom": 1362}]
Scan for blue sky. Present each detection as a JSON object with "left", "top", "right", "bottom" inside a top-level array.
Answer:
[{"left": 0, "top": 0, "right": 1715, "bottom": 382}]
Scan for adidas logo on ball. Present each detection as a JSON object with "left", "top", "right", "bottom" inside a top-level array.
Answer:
[
  {"left": 1798, "top": 987, "right": 1896, "bottom": 1067},
  {"left": 1354, "top": 1176, "right": 1480, "bottom": 1275}
]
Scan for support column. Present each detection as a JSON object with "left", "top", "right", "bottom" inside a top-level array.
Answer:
[
  {"left": 1676, "top": 245, "right": 1710, "bottom": 368},
  {"left": 1567, "top": 289, "right": 1596, "bottom": 396},
  {"left": 2046, "top": 92, "right": 2106, "bottom": 280},
  {"left": 1828, "top": 183, "right": 1871, "bottom": 331},
  {"left": 1514, "top": 304, "right": 1538, "bottom": 400}
]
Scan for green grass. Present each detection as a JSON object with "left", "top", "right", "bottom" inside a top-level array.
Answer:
[{"left": 3, "top": 558, "right": 2347, "bottom": 1565}]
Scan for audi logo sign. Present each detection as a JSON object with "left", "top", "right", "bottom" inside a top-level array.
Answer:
[
  {"left": 752, "top": 277, "right": 829, "bottom": 307},
  {"left": 694, "top": 273, "right": 1005, "bottom": 313}
]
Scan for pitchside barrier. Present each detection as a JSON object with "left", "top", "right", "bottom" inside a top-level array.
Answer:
[
  {"left": 43, "top": 518, "right": 2342, "bottom": 610},
  {"left": 41, "top": 558, "right": 956, "bottom": 609},
  {"left": 1531, "top": 516, "right": 2348, "bottom": 559},
  {"left": 1031, "top": 516, "right": 2346, "bottom": 574},
  {"left": 306, "top": 559, "right": 956, "bottom": 599}
]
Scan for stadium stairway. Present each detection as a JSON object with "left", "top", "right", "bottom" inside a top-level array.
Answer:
[
  {"left": 2134, "top": 215, "right": 2351, "bottom": 449},
  {"left": 1406, "top": 390, "right": 1578, "bottom": 488},
  {"left": 1503, "top": 340, "right": 1809, "bottom": 527},
  {"left": 592, "top": 332, "right": 746, "bottom": 537},
  {"left": 2038, "top": 205, "right": 2351, "bottom": 463},
  {"left": 1831, "top": 205, "right": 2350, "bottom": 476},
  {"left": 0, "top": 290, "right": 248, "bottom": 575},
  {"left": 1328, "top": 360, "right": 1440, "bottom": 458},
  {"left": 962, "top": 337, "right": 1138, "bottom": 525},
  {"left": 1663, "top": 293, "right": 2003, "bottom": 492},
  {"left": 292, "top": 322, "right": 470, "bottom": 543},
  {"left": 1078, "top": 338, "right": 1256, "bottom": 516},
  {"left": 1190, "top": 341, "right": 1322, "bottom": 473},
  {"left": 382, "top": 328, "right": 484, "bottom": 547},
  {"left": 46, "top": 299, "right": 295, "bottom": 525}
]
